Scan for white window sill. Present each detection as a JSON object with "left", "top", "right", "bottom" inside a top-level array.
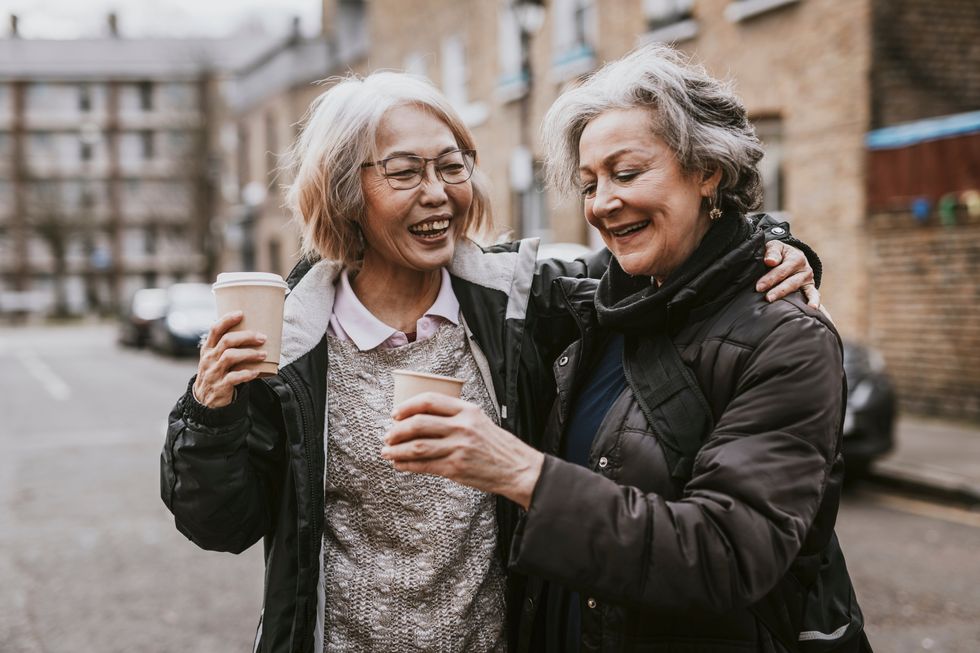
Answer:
[
  {"left": 549, "top": 45, "right": 596, "bottom": 84},
  {"left": 725, "top": 0, "right": 800, "bottom": 23},
  {"left": 495, "top": 73, "right": 529, "bottom": 104},
  {"left": 638, "top": 19, "right": 699, "bottom": 46},
  {"left": 460, "top": 101, "right": 489, "bottom": 128}
]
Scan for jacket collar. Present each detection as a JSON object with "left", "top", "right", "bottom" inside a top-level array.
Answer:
[{"left": 279, "top": 236, "right": 541, "bottom": 368}]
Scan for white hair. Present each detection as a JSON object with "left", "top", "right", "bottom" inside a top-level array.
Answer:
[
  {"left": 542, "top": 43, "right": 764, "bottom": 214},
  {"left": 283, "top": 71, "right": 492, "bottom": 265}
]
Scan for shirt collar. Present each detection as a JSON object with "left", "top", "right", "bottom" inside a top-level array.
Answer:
[{"left": 331, "top": 267, "right": 459, "bottom": 352}]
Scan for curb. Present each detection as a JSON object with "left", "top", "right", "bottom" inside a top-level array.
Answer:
[{"left": 865, "top": 459, "right": 980, "bottom": 508}]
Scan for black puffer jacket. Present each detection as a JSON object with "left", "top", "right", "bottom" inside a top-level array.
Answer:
[
  {"left": 509, "top": 218, "right": 850, "bottom": 652},
  {"left": 160, "top": 237, "right": 610, "bottom": 653}
]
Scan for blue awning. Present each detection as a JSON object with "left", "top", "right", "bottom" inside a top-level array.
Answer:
[{"left": 866, "top": 110, "right": 980, "bottom": 150}]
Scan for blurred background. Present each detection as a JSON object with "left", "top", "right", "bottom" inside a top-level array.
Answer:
[{"left": 0, "top": 0, "right": 978, "bottom": 651}]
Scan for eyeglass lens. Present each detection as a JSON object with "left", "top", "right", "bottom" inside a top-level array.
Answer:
[{"left": 382, "top": 150, "right": 475, "bottom": 189}]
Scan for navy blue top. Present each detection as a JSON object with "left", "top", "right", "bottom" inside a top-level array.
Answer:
[{"left": 543, "top": 332, "right": 627, "bottom": 653}]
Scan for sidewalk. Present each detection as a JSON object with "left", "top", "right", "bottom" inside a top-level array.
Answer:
[{"left": 868, "top": 415, "right": 980, "bottom": 506}]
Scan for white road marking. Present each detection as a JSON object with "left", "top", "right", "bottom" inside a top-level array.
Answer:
[{"left": 14, "top": 349, "right": 72, "bottom": 401}]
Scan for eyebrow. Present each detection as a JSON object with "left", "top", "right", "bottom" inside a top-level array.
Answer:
[
  {"left": 383, "top": 146, "right": 460, "bottom": 158},
  {"left": 578, "top": 147, "right": 640, "bottom": 173}
]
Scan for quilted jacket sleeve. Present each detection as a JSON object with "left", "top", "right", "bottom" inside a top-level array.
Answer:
[
  {"left": 509, "top": 306, "right": 844, "bottom": 613},
  {"left": 160, "top": 376, "right": 286, "bottom": 554}
]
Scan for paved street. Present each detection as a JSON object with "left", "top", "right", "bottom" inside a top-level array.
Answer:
[{"left": 1, "top": 324, "right": 978, "bottom": 652}]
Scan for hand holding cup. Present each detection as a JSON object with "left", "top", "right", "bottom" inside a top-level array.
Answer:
[{"left": 192, "top": 311, "right": 268, "bottom": 409}]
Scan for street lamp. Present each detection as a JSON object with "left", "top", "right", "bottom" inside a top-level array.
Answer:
[{"left": 511, "top": 0, "right": 545, "bottom": 237}]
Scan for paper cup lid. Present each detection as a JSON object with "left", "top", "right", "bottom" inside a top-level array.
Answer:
[{"left": 213, "top": 272, "right": 289, "bottom": 292}]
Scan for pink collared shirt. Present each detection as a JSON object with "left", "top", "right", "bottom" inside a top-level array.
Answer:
[{"left": 328, "top": 268, "right": 461, "bottom": 351}]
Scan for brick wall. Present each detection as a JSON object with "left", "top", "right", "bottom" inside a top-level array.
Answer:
[
  {"left": 871, "top": 0, "right": 980, "bottom": 128},
  {"left": 868, "top": 210, "right": 980, "bottom": 421}
]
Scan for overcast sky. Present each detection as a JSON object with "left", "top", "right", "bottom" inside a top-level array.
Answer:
[{"left": 0, "top": 0, "right": 321, "bottom": 39}]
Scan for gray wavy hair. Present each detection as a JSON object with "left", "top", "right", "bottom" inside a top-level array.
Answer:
[{"left": 541, "top": 43, "right": 764, "bottom": 214}]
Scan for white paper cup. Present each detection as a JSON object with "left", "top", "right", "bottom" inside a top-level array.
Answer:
[
  {"left": 392, "top": 369, "right": 465, "bottom": 406},
  {"left": 212, "top": 272, "right": 289, "bottom": 378}
]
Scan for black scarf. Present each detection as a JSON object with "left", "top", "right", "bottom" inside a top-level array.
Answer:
[{"left": 595, "top": 212, "right": 759, "bottom": 334}]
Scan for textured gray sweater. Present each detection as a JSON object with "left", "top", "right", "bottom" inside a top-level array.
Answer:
[{"left": 323, "top": 323, "right": 506, "bottom": 652}]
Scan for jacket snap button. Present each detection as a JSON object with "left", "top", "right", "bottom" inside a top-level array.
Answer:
[
  {"left": 771, "top": 226, "right": 786, "bottom": 235},
  {"left": 558, "top": 355, "right": 569, "bottom": 366},
  {"left": 598, "top": 457, "right": 608, "bottom": 469},
  {"left": 524, "top": 597, "right": 535, "bottom": 612},
  {"left": 586, "top": 597, "right": 597, "bottom": 609}
]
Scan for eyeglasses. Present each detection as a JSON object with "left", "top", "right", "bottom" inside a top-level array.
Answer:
[{"left": 361, "top": 149, "right": 477, "bottom": 190}]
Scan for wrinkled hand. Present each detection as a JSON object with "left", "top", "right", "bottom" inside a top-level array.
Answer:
[
  {"left": 757, "top": 240, "right": 820, "bottom": 308},
  {"left": 382, "top": 393, "right": 544, "bottom": 509},
  {"left": 192, "top": 311, "right": 268, "bottom": 409}
]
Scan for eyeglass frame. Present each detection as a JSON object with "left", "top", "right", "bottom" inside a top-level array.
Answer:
[{"left": 360, "top": 148, "right": 477, "bottom": 190}]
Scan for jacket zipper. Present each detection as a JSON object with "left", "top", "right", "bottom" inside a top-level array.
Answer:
[{"left": 280, "top": 365, "right": 321, "bottom": 651}]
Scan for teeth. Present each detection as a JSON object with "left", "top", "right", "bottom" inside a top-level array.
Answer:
[
  {"left": 611, "top": 222, "right": 647, "bottom": 237},
  {"left": 409, "top": 219, "right": 450, "bottom": 234}
]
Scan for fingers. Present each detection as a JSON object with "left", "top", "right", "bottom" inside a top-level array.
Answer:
[
  {"left": 205, "top": 311, "right": 244, "bottom": 349},
  {"left": 757, "top": 250, "right": 811, "bottom": 295},
  {"left": 382, "top": 434, "right": 457, "bottom": 462},
  {"left": 384, "top": 413, "right": 457, "bottom": 446},
  {"left": 762, "top": 240, "right": 785, "bottom": 267},
  {"left": 392, "top": 392, "right": 468, "bottom": 420},
  {"left": 764, "top": 270, "right": 812, "bottom": 302},
  {"left": 802, "top": 283, "right": 822, "bottom": 309}
]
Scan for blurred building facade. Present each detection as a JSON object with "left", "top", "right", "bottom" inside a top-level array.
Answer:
[
  {"left": 0, "top": 14, "right": 276, "bottom": 316},
  {"left": 1, "top": 0, "right": 977, "bottom": 420}
]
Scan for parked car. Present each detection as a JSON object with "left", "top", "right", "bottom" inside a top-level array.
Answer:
[
  {"left": 149, "top": 283, "right": 216, "bottom": 357},
  {"left": 842, "top": 341, "right": 897, "bottom": 477},
  {"left": 118, "top": 288, "right": 167, "bottom": 348}
]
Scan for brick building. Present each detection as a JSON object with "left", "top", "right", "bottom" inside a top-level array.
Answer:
[{"left": 354, "top": 0, "right": 979, "bottom": 421}]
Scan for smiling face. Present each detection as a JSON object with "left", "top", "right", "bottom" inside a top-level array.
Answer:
[
  {"left": 578, "top": 108, "right": 718, "bottom": 282},
  {"left": 359, "top": 104, "right": 474, "bottom": 276}
]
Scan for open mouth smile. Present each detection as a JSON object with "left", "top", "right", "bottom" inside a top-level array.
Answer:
[
  {"left": 408, "top": 218, "right": 451, "bottom": 240},
  {"left": 609, "top": 220, "right": 650, "bottom": 238}
]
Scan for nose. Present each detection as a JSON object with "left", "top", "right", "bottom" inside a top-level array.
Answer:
[
  {"left": 418, "top": 162, "right": 449, "bottom": 205},
  {"left": 589, "top": 180, "right": 622, "bottom": 221}
]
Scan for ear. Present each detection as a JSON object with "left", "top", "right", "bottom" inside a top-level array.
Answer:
[{"left": 699, "top": 169, "right": 722, "bottom": 197}]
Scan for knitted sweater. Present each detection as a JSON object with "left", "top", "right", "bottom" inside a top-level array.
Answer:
[{"left": 323, "top": 323, "right": 506, "bottom": 652}]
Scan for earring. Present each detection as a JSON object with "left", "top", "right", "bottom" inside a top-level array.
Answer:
[{"left": 709, "top": 194, "right": 722, "bottom": 221}]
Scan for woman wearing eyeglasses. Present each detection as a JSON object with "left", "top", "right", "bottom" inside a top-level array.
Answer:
[{"left": 160, "top": 71, "right": 817, "bottom": 653}]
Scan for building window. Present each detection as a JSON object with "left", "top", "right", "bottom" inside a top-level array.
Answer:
[
  {"left": 519, "top": 162, "right": 551, "bottom": 240},
  {"left": 144, "top": 225, "right": 158, "bottom": 255},
  {"left": 80, "top": 140, "right": 93, "bottom": 161},
  {"left": 441, "top": 35, "right": 488, "bottom": 127},
  {"left": 140, "top": 130, "right": 155, "bottom": 160},
  {"left": 497, "top": 4, "right": 524, "bottom": 89},
  {"left": 78, "top": 84, "right": 92, "bottom": 112},
  {"left": 645, "top": 0, "right": 694, "bottom": 30},
  {"left": 138, "top": 81, "right": 153, "bottom": 111},
  {"left": 265, "top": 112, "right": 278, "bottom": 178},
  {"left": 551, "top": 0, "right": 597, "bottom": 81},
  {"left": 441, "top": 35, "right": 469, "bottom": 110},
  {"left": 754, "top": 117, "right": 784, "bottom": 212},
  {"left": 268, "top": 238, "right": 282, "bottom": 275},
  {"left": 725, "top": 0, "right": 800, "bottom": 23}
]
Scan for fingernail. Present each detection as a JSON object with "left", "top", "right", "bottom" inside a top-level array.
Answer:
[
  {"left": 755, "top": 283, "right": 764, "bottom": 292},
  {"left": 766, "top": 292, "right": 775, "bottom": 302},
  {"left": 259, "top": 350, "right": 268, "bottom": 358},
  {"left": 257, "top": 333, "right": 267, "bottom": 342},
  {"left": 380, "top": 446, "right": 391, "bottom": 457}
]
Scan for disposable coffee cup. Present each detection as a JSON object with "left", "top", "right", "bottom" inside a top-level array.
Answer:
[
  {"left": 212, "top": 272, "right": 289, "bottom": 378},
  {"left": 392, "top": 369, "right": 465, "bottom": 406}
]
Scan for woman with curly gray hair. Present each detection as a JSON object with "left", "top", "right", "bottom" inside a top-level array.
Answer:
[{"left": 384, "top": 44, "right": 869, "bottom": 652}]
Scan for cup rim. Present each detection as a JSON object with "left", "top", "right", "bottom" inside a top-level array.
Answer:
[
  {"left": 392, "top": 369, "right": 465, "bottom": 385},
  {"left": 213, "top": 272, "right": 289, "bottom": 292}
]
